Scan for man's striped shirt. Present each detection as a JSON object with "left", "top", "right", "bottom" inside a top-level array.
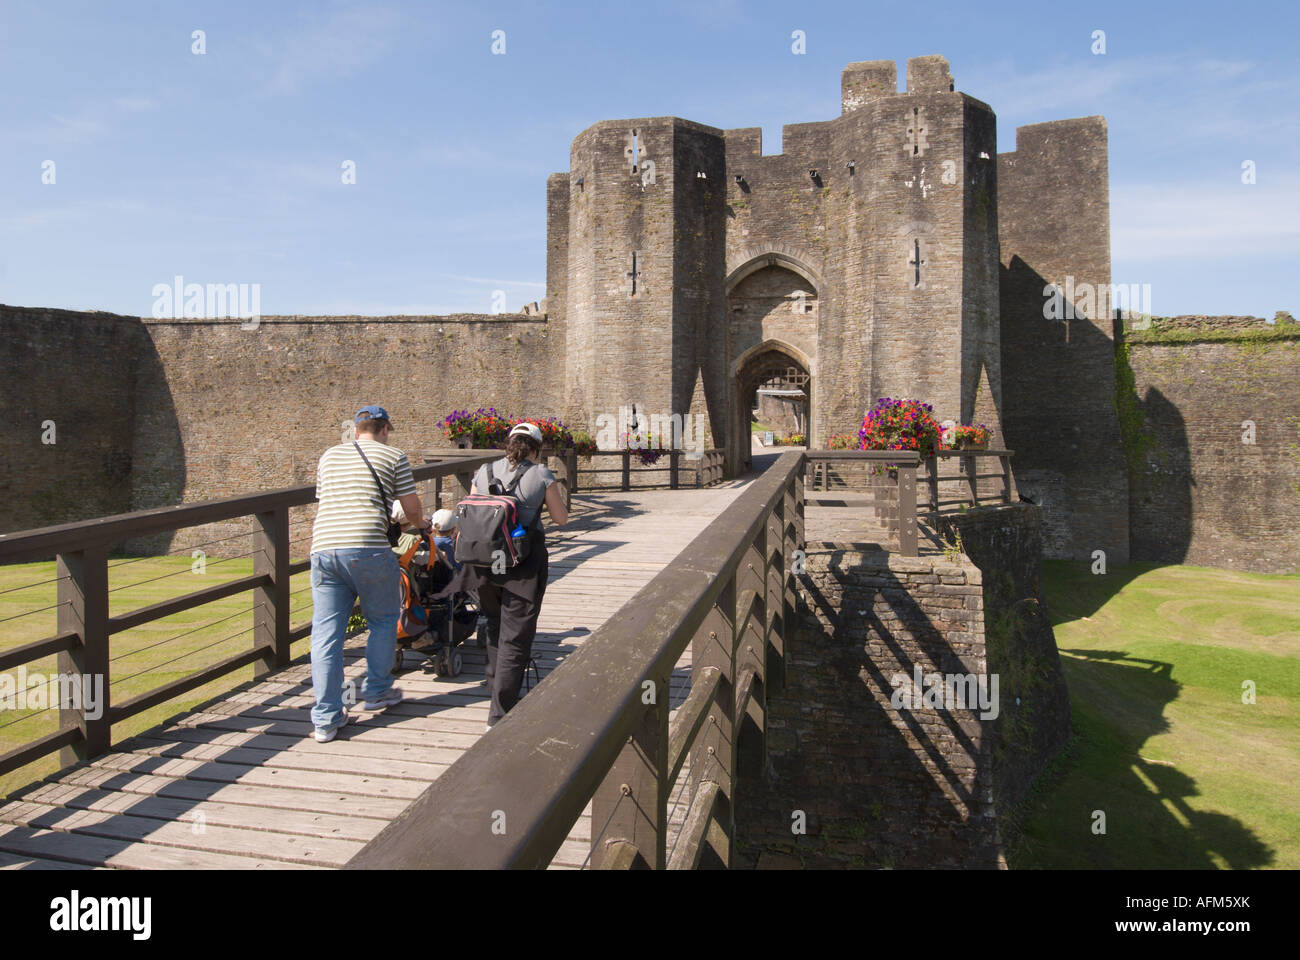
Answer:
[{"left": 310, "top": 438, "right": 417, "bottom": 554}]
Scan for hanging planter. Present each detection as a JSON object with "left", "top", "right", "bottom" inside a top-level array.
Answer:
[
  {"left": 623, "top": 430, "right": 669, "bottom": 466},
  {"left": 858, "top": 397, "right": 944, "bottom": 457},
  {"left": 944, "top": 424, "right": 992, "bottom": 450}
]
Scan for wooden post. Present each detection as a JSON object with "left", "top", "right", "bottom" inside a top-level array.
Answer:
[
  {"left": 736, "top": 517, "right": 767, "bottom": 782},
  {"left": 1001, "top": 454, "right": 1013, "bottom": 504},
  {"left": 691, "top": 574, "right": 736, "bottom": 868},
  {"left": 927, "top": 455, "right": 940, "bottom": 513},
  {"left": 897, "top": 465, "right": 918, "bottom": 557},
  {"left": 591, "top": 674, "right": 669, "bottom": 868},
  {"left": 670, "top": 449, "right": 679, "bottom": 490},
  {"left": 622, "top": 449, "right": 631, "bottom": 492},
  {"left": 964, "top": 454, "right": 978, "bottom": 507},
  {"left": 452, "top": 470, "right": 474, "bottom": 507},
  {"left": 253, "top": 507, "right": 291, "bottom": 676},
  {"left": 771, "top": 477, "right": 796, "bottom": 698},
  {"left": 566, "top": 449, "right": 578, "bottom": 504},
  {"left": 57, "top": 545, "right": 110, "bottom": 766}
]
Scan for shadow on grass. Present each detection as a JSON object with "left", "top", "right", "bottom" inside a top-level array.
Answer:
[
  {"left": 1041, "top": 558, "right": 1171, "bottom": 625},
  {"left": 1006, "top": 646, "right": 1273, "bottom": 869}
]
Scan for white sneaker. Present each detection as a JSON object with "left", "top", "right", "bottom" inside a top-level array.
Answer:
[
  {"left": 313, "top": 709, "right": 353, "bottom": 743},
  {"left": 363, "top": 687, "right": 404, "bottom": 711}
]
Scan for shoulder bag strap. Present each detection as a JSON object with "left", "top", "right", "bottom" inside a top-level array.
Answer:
[{"left": 353, "top": 441, "right": 392, "bottom": 521}]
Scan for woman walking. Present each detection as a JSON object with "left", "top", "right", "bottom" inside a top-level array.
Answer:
[{"left": 466, "top": 421, "right": 568, "bottom": 729}]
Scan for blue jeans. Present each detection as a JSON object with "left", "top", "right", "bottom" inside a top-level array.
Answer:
[{"left": 309, "top": 547, "right": 400, "bottom": 729}]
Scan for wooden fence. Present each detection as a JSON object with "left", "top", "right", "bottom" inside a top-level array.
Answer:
[
  {"left": 426, "top": 446, "right": 727, "bottom": 494},
  {"left": 0, "top": 452, "right": 499, "bottom": 783}
]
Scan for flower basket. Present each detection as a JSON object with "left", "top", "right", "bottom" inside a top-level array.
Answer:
[
  {"left": 945, "top": 424, "right": 992, "bottom": 450},
  {"left": 623, "top": 430, "right": 669, "bottom": 466},
  {"left": 438, "top": 409, "right": 583, "bottom": 453},
  {"left": 571, "top": 430, "right": 597, "bottom": 460},
  {"left": 858, "top": 397, "right": 944, "bottom": 461}
]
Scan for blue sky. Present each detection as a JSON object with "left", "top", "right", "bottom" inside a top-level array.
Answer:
[{"left": 2, "top": 0, "right": 1296, "bottom": 317}]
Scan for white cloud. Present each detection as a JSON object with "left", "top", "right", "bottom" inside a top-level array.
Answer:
[
  {"left": 1110, "top": 177, "right": 1300, "bottom": 260},
  {"left": 442, "top": 273, "right": 545, "bottom": 289},
  {"left": 967, "top": 54, "right": 1286, "bottom": 146},
  {"left": 114, "top": 97, "right": 159, "bottom": 112},
  {"left": 264, "top": 6, "right": 400, "bottom": 96},
  {"left": 37, "top": 110, "right": 107, "bottom": 144}
]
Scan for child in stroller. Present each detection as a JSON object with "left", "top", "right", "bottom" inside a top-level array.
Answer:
[{"left": 390, "top": 504, "right": 479, "bottom": 677}]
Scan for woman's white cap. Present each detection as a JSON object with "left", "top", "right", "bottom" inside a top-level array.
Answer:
[
  {"left": 508, "top": 422, "right": 543, "bottom": 444},
  {"left": 431, "top": 508, "right": 458, "bottom": 530}
]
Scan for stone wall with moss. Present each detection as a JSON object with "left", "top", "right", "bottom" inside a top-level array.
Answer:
[
  {"left": 1117, "top": 315, "right": 1300, "bottom": 573},
  {"left": 936, "top": 504, "right": 1072, "bottom": 812}
]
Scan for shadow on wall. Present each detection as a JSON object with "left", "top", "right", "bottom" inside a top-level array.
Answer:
[
  {"left": 0, "top": 307, "right": 185, "bottom": 555},
  {"left": 122, "top": 325, "right": 187, "bottom": 556},
  {"left": 735, "top": 551, "right": 1002, "bottom": 869},
  {"left": 999, "top": 256, "right": 1160, "bottom": 563},
  {"left": 1124, "top": 384, "right": 1193, "bottom": 564}
]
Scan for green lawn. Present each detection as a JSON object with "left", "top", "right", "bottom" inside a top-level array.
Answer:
[
  {"left": 0, "top": 548, "right": 317, "bottom": 798},
  {"left": 1006, "top": 560, "right": 1300, "bottom": 869}
]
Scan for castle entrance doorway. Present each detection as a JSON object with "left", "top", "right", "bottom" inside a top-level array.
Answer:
[{"left": 732, "top": 347, "right": 811, "bottom": 472}]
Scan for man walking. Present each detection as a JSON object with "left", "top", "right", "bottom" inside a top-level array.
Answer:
[{"left": 308, "top": 405, "right": 428, "bottom": 742}]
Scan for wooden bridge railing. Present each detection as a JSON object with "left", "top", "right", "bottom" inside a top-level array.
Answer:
[
  {"left": 802, "top": 449, "right": 1017, "bottom": 555},
  {"left": 921, "top": 449, "right": 1017, "bottom": 512},
  {"left": 803, "top": 451, "right": 921, "bottom": 557},
  {"left": 347, "top": 449, "right": 805, "bottom": 869},
  {"left": 0, "top": 451, "right": 499, "bottom": 783},
  {"left": 422, "top": 447, "right": 727, "bottom": 498}
]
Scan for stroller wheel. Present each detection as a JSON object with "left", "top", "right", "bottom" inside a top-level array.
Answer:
[
  {"left": 393, "top": 646, "right": 404, "bottom": 674},
  {"left": 450, "top": 651, "right": 463, "bottom": 677}
]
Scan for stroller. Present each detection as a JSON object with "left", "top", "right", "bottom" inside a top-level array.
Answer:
[{"left": 393, "top": 531, "right": 479, "bottom": 678}]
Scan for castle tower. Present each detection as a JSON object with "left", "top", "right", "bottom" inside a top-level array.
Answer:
[
  {"left": 833, "top": 56, "right": 1002, "bottom": 438},
  {"left": 554, "top": 118, "right": 726, "bottom": 445},
  {"left": 718, "top": 56, "right": 1002, "bottom": 471}
]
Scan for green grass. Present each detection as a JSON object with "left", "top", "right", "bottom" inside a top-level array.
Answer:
[
  {"left": 0, "top": 548, "right": 317, "bottom": 798},
  {"left": 1006, "top": 560, "right": 1300, "bottom": 869}
]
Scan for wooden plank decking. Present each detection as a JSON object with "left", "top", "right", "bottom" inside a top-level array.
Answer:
[{"left": 0, "top": 479, "right": 760, "bottom": 870}]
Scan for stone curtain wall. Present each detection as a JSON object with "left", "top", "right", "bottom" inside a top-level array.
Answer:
[
  {"left": 1123, "top": 321, "right": 1300, "bottom": 573},
  {"left": 137, "top": 314, "right": 563, "bottom": 556},
  {"left": 0, "top": 306, "right": 565, "bottom": 555},
  {"left": 736, "top": 548, "right": 1001, "bottom": 869}
]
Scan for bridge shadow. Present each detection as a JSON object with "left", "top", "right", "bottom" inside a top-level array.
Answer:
[
  {"left": 736, "top": 547, "right": 1002, "bottom": 869},
  {"left": 1008, "top": 647, "right": 1273, "bottom": 869}
]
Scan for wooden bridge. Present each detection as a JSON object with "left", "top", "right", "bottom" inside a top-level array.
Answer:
[{"left": 0, "top": 447, "right": 1012, "bottom": 869}]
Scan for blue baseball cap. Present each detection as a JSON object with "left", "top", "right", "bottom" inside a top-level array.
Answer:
[{"left": 355, "top": 405, "right": 393, "bottom": 427}]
